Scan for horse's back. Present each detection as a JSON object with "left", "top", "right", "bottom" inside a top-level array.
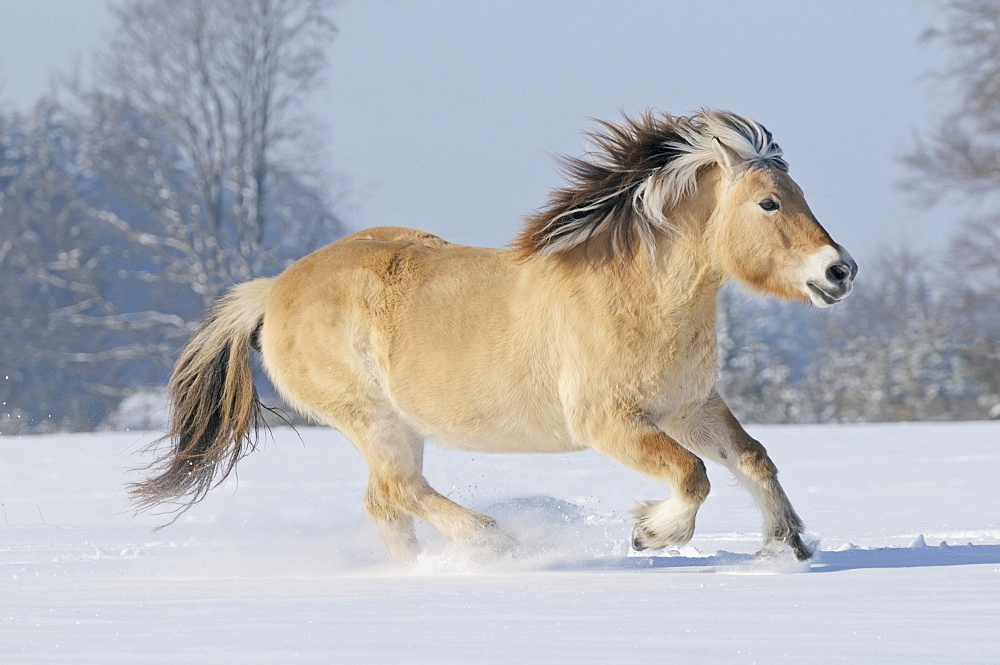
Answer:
[
  {"left": 338, "top": 225, "right": 451, "bottom": 248},
  {"left": 263, "top": 224, "right": 507, "bottom": 358},
  {"left": 267, "top": 225, "right": 509, "bottom": 314}
]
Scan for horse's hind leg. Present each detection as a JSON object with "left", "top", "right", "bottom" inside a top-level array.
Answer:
[
  {"left": 364, "top": 459, "right": 420, "bottom": 562},
  {"left": 669, "top": 393, "right": 812, "bottom": 560},
  {"left": 336, "top": 410, "right": 509, "bottom": 560}
]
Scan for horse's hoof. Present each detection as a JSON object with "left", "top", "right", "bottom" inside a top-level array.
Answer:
[
  {"left": 631, "top": 526, "right": 649, "bottom": 552},
  {"left": 470, "top": 524, "right": 518, "bottom": 559},
  {"left": 788, "top": 534, "right": 814, "bottom": 561},
  {"left": 630, "top": 497, "right": 700, "bottom": 552},
  {"left": 755, "top": 534, "right": 814, "bottom": 561},
  {"left": 630, "top": 521, "right": 687, "bottom": 552}
]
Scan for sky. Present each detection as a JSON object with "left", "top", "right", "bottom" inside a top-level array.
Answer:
[{"left": 0, "top": 0, "right": 954, "bottom": 266}]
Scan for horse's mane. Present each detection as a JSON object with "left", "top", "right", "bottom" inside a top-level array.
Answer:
[{"left": 514, "top": 109, "right": 788, "bottom": 259}]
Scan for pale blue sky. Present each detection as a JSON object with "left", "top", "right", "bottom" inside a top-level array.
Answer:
[{"left": 0, "top": 0, "right": 951, "bottom": 263}]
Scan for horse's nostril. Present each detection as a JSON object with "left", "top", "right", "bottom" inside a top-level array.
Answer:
[{"left": 827, "top": 264, "right": 850, "bottom": 283}]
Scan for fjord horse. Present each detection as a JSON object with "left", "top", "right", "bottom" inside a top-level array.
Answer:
[{"left": 132, "top": 110, "right": 857, "bottom": 562}]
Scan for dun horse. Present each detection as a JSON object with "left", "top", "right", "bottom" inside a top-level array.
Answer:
[{"left": 132, "top": 110, "right": 857, "bottom": 562}]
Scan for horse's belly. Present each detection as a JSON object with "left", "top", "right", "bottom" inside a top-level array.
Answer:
[
  {"left": 432, "top": 427, "right": 583, "bottom": 454},
  {"left": 392, "top": 382, "right": 582, "bottom": 454}
]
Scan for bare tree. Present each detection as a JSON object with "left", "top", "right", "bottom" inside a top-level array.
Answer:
[
  {"left": 0, "top": 1, "right": 345, "bottom": 429},
  {"left": 67, "top": 0, "right": 341, "bottom": 394},
  {"left": 901, "top": 0, "right": 1000, "bottom": 417},
  {"left": 903, "top": 1, "right": 1000, "bottom": 201},
  {"left": 77, "top": 0, "right": 340, "bottom": 310},
  {"left": 902, "top": 1, "right": 1000, "bottom": 287},
  {"left": 802, "top": 244, "right": 996, "bottom": 422}
]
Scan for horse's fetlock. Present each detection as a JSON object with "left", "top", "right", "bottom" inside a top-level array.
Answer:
[
  {"left": 769, "top": 522, "right": 799, "bottom": 541},
  {"left": 476, "top": 514, "right": 500, "bottom": 530},
  {"left": 631, "top": 503, "right": 697, "bottom": 551},
  {"left": 467, "top": 515, "right": 517, "bottom": 556}
]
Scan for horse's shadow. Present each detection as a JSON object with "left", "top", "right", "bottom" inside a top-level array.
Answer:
[
  {"left": 487, "top": 495, "right": 1000, "bottom": 573},
  {"left": 808, "top": 541, "right": 1000, "bottom": 573},
  {"left": 546, "top": 542, "right": 1000, "bottom": 574},
  {"left": 489, "top": 495, "right": 1000, "bottom": 573}
]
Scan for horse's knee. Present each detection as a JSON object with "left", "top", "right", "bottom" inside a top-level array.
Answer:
[
  {"left": 683, "top": 455, "right": 711, "bottom": 502},
  {"left": 725, "top": 428, "right": 777, "bottom": 478},
  {"left": 650, "top": 442, "right": 710, "bottom": 502},
  {"left": 590, "top": 424, "right": 710, "bottom": 498},
  {"left": 738, "top": 446, "right": 778, "bottom": 482}
]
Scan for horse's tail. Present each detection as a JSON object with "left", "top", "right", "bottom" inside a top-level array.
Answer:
[{"left": 130, "top": 277, "right": 276, "bottom": 522}]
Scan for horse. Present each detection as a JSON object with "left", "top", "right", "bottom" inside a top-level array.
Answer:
[{"left": 131, "top": 109, "right": 857, "bottom": 562}]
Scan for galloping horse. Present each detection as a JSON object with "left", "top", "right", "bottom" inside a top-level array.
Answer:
[{"left": 132, "top": 110, "right": 857, "bottom": 562}]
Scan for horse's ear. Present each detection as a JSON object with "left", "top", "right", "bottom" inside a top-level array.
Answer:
[{"left": 711, "top": 137, "right": 743, "bottom": 177}]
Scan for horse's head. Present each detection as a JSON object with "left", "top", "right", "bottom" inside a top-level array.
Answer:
[
  {"left": 708, "top": 136, "right": 857, "bottom": 307},
  {"left": 514, "top": 109, "right": 858, "bottom": 305}
]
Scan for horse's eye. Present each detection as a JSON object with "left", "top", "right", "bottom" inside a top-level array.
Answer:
[{"left": 758, "top": 198, "right": 780, "bottom": 212}]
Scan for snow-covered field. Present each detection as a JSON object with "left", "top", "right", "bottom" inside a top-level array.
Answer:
[{"left": 2, "top": 421, "right": 999, "bottom": 663}]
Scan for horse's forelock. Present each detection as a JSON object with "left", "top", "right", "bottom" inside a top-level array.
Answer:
[
  {"left": 699, "top": 110, "right": 788, "bottom": 172},
  {"left": 515, "top": 109, "right": 787, "bottom": 260}
]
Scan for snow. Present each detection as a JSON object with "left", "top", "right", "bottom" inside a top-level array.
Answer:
[{"left": 2, "top": 421, "right": 999, "bottom": 663}]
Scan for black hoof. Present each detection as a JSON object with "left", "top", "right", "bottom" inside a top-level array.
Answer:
[{"left": 788, "top": 535, "right": 814, "bottom": 561}]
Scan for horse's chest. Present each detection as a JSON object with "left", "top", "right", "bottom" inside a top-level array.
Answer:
[{"left": 644, "top": 325, "right": 717, "bottom": 416}]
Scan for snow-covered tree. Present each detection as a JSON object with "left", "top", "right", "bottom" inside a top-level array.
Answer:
[
  {"left": 716, "top": 286, "right": 815, "bottom": 423},
  {"left": 0, "top": 103, "right": 121, "bottom": 431},
  {"left": 803, "top": 245, "right": 992, "bottom": 422}
]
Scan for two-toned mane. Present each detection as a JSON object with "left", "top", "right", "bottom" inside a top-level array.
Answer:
[
  {"left": 132, "top": 109, "right": 857, "bottom": 563},
  {"left": 515, "top": 110, "right": 788, "bottom": 259}
]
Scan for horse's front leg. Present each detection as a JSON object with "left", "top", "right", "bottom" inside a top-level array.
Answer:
[
  {"left": 572, "top": 412, "right": 711, "bottom": 551},
  {"left": 667, "top": 391, "right": 812, "bottom": 560}
]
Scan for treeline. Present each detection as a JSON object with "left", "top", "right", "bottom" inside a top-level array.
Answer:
[
  {"left": 4, "top": 102, "right": 993, "bottom": 434},
  {"left": 1, "top": 0, "right": 998, "bottom": 432},
  {"left": 717, "top": 244, "right": 999, "bottom": 424}
]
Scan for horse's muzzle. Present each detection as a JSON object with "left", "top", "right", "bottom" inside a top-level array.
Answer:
[{"left": 804, "top": 246, "right": 857, "bottom": 307}]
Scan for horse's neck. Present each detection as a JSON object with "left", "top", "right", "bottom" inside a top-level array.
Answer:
[
  {"left": 526, "top": 177, "right": 726, "bottom": 331},
  {"left": 645, "top": 241, "right": 723, "bottom": 340},
  {"left": 546, "top": 237, "right": 722, "bottom": 334},
  {"left": 649, "top": 177, "right": 726, "bottom": 317}
]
